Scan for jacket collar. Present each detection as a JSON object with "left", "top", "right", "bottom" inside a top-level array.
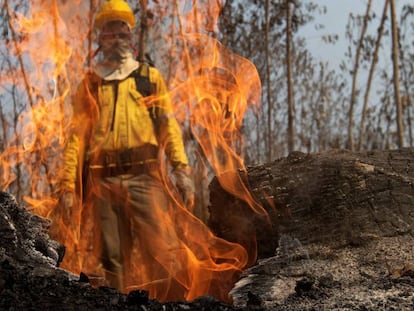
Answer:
[{"left": 93, "top": 52, "right": 139, "bottom": 81}]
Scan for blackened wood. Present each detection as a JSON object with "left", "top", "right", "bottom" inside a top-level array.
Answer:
[
  {"left": 208, "top": 148, "right": 414, "bottom": 310},
  {"left": 208, "top": 148, "right": 414, "bottom": 259}
]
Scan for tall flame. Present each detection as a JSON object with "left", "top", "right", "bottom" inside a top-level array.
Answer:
[{"left": 0, "top": 0, "right": 262, "bottom": 302}]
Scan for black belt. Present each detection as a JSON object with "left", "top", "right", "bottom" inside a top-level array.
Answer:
[
  {"left": 88, "top": 145, "right": 159, "bottom": 177},
  {"left": 90, "top": 161, "right": 159, "bottom": 178},
  {"left": 89, "top": 145, "right": 158, "bottom": 167}
]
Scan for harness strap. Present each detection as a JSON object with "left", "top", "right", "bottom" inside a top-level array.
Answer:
[
  {"left": 86, "top": 63, "right": 156, "bottom": 98},
  {"left": 130, "top": 63, "right": 156, "bottom": 98}
]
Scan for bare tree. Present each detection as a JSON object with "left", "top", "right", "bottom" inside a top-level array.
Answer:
[
  {"left": 86, "top": 0, "right": 97, "bottom": 68},
  {"left": 265, "top": 0, "right": 273, "bottom": 161},
  {"left": 138, "top": 0, "right": 148, "bottom": 59},
  {"left": 358, "top": 0, "right": 389, "bottom": 151},
  {"left": 4, "top": 0, "right": 34, "bottom": 109},
  {"left": 399, "top": 4, "right": 414, "bottom": 146},
  {"left": 286, "top": 0, "right": 295, "bottom": 153},
  {"left": 390, "top": 0, "right": 404, "bottom": 148},
  {"left": 347, "top": 0, "right": 372, "bottom": 151}
]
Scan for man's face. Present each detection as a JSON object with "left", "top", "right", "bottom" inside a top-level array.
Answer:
[
  {"left": 100, "top": 21, "right": 131, "bottom": 42},
  {"left": 99, "top": 21, "right": 132, "bottom": 61}
]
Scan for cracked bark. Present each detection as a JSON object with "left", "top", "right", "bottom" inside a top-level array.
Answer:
[{"left": 209, "top": 148, "right": 414, "bottom": 258}]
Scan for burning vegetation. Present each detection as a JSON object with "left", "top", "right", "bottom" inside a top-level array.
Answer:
[
  {"left": 1, "top": 1, "right": 414, "bottom": 310},
  {"left": 2, "top": 147, "right": 414, "bottom": 310},
  {"left": 1, "top": 0, "right": 262, "bottom": 304}
]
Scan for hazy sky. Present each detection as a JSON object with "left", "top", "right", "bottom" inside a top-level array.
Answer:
[{"left": 301, "top": 0, "right": 411, "bottom": 71}]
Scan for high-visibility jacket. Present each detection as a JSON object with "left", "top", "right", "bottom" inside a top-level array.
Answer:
[{"left": 61, "top": 65, "right": 189, "bottom": 191}]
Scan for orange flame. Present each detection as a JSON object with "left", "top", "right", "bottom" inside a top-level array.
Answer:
[
  {"left": 169, "top": 33, "right": 263, "bottom": 214},
  {"left": 1, "top": 0, "right": 262, "bottom": 303}
]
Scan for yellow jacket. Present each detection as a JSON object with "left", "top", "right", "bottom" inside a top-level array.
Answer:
[{"left": 61, "top": 65, "right": 189, "bottom": 191}]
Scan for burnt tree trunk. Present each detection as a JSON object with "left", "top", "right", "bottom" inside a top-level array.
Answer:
[
  {"left": 209, "top": 148, "right": 414, "bottom": 259},
  {"left": 209, "top": 148, "right": 414, "bottom": 309}
]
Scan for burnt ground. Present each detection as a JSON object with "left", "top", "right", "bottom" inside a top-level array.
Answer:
[
  {"left": 230, "top": 234, "right": 414, "bottom": 310},
  {"left": 0, "top": 191, "right": 240, "bottom": 311},
  {"left": 2, "top": 148, "right": 414, "bottom": 310}
]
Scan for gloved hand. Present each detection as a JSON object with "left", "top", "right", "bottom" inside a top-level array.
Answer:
[
  {"left": 60, "top": 189, "right": 76, "bottom": 226},
  {"left": 173, "top": 166, "right": 195, "bottom": 210}
]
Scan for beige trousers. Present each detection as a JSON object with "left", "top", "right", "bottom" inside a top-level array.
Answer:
[{"left": 94, "top": 173, "right": 186, "bottom": 299}]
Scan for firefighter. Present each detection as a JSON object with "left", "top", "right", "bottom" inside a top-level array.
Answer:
[{"left": 60, "top": 0, "right": 195, "bottom": 297}]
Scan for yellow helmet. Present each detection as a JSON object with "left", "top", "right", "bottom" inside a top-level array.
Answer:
[{"left": 94, "top": 0, "right": 136, "bottom": 30}]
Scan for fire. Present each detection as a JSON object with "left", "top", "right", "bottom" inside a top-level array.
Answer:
[
  {"left": 1, "top": 0, "right": 262, "bottom": 303},
  {"left": 168, "top": 33, "right": 263, "bottom": 215}
]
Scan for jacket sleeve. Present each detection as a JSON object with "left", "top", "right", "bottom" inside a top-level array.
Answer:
[
  {"left": 61, "top": 132, "right": 80, "bottom": 191},
  {"left": 61, "top": 79, "right": 93, "bottom": 191},
  {"left": 148, "top": 67, "right": 189, "bottom": 169}
]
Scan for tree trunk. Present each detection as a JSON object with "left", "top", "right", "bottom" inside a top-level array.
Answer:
[
  {"left": 209, "top": 148, "right": 414, "bottom": 259},
  {"left": 358, "top": 0, "right": 389, "bottom": 151},
  {"left": 390, "top": 0, "right": 404, "bottom": 148},
  {"left": 286, "top": 0, "right": 295, "bottom": 153},
  {"left": 5, "top": 0, "right": 34, "bottom": 109},
  {"left": 348, "top": 0, "right": 372, "bottom": 151},
  {"left": 402, "top": 62, "right": 414, "bottom": 147},
  {"left": 138, "top": 0, "right": 148, "bottom": 59},
  {"left": 265, "top": 0, "right": 273, "bottom": 161}
]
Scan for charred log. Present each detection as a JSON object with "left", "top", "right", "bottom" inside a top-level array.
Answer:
[
  {"left": 209, "top": 148, "right": 414, "bottom": 309},
  {"left": 209, "top": 148, "right": 414, "bottom": 258}
]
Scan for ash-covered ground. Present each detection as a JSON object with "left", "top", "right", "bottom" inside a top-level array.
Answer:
[{"left": 2, "top": 147, "right": 414, "bottom": 311}]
